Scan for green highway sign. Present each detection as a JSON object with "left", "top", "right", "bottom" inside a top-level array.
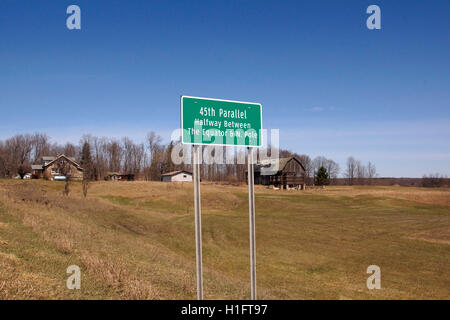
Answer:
[
  {"left": 181, "top": 96, "right": 263, "bottom": 147},
  {"left": 182, "top": 95, "right": 262, "bottom": 299}
]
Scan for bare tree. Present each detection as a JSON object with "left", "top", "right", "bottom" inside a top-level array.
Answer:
[
  {"left": 325, "top": 159, "right": 340, "bottom": 183},
  {"left": 345, "top": 156, "right": 357, "bottom": 185},
  {"left": 55, "top": 157, "right": 72, "bottom": 196},
  {"left": 356, "top": 161, "right": 367, "bottom": 185},
  {"left": 279, "top": 149, "right": 293, "bottom": 158},
  {"left": 5, "top": 134, "right": 34, "bottom": 179},
  {"left": 236, "top": 148, "right": 247, "bottom": 182},
  {"left": 163, "top": 141, "right": 175, "bottom": 174},
  {"left": 313, "top": 156, "right": 328, "bottom": 172},
  {"left": 422, "top": 173, "right": 447, "bottom": 188},
  {"left": 31, "top": 133, "right": 51, "bottom": 162},
  {"left": 82, "top": 135, "right": 108, "bottom": 180},
  {"left": 106, "top": 139, "right": 122, "bottom": 173},
  {"left": 367, "top": 161, "right": 377, "bottom": 185},
  {"left": 133, "top": 142, "right": 145, "bottom": 178},
  {"left": 0, "top": 141, "right": 8, "bottom": 177},
  {"left": 311, "top": 156, "right": 339, "bottom": 185},
  {"left": 63, "top": 142, "right": 77, "bottom": 158},
  {"left": 146, "top": 132, "right": 163, "bottom": 180},
  {"left": 146, "top": 132, "right": 165, "bottom": 180},
  {"left": 122, "top": 137, "right": 134, "bottom": 174},
  {"left": 297, "top": 154, "right": 313, "bottom": 185}
]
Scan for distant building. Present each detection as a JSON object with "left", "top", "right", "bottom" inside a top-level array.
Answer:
[
  {"left": 105, "top": 172, "right": 135, "bottom": 181},
  {"left": 13, "top": 173, "right": 31, "bottom": 179},
  {"left": 247, "top": 156, "right": 306, "bottom": 190},
  {"left": 160, "top": 170, "right": 193, "bottom": 182},
  {"left": 31, "top": 154, "right": 83, "bottom": 180}
]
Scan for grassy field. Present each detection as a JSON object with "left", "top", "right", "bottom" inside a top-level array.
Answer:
[{"left": 0, "top": 179, "right": 449, "bottom": 300}]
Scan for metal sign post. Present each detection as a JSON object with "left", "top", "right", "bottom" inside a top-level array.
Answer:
[
  {"left": 181, "top": 96, "right": 262, "bottom": 300},
  {"left": 247, "top": 147, "right": 257, "bottom": 300},
  {"left": 193, "top": 144, "right": 203, "bottom": 300}
]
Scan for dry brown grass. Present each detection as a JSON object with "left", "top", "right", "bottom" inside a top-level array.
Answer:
[
  {"left": 308, "top": 185, "right": 450, "bottom": 207},
  {"left": 0, "top": 180, "right": 449, "bottom": 299},
  {"left": 406, "top": 226, "right": 450, "bottom": 245}
]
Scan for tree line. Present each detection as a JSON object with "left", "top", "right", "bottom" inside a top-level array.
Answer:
[
  {"left": 275, "top": 150, "right": 377, "bottom": 186},
  {"left": 0, "top": 132, "right": 390, "bottom": 187},
  {"left": 0, "top": 132, "right": 183, "bottom": 181},
  {"left": 1, "top": 132, "right": 446, "bottom": 188}
]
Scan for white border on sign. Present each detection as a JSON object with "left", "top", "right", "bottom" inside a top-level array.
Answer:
[{"left": 180, "top": 95, "right": 263, "bottom": 148}]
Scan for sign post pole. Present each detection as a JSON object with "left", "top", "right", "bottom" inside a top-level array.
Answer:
[
  {"left": 181, "top": 96, "right": 262, "bottom": 300},
  {"left": 193, "top": 144, "right": 203, "bottom": 300},
  {"left": 247, "top": 147, "right": 257, "bottom": 300}
]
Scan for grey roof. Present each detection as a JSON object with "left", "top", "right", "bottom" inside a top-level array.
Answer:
[
  {"left": 161, "top": 170, "right": 192, "bottom": 177},
  {"left": 258, "top": 157, "right": 305, "bottom": 176},
  {"left": 31, "top": 164, "right": 43, "bottom": 170},
  {"left": 42, "top": 156, "right": 75, "bottom": 162},
  {"left": 42, "top": 155, "right": 83, "bottom": 170}
]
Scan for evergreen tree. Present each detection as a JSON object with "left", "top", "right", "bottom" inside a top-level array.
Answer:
[
  {"left": 80, "top": 142, "right": 93, "bottom": 197},
  {"left": 163, "top": 141, "right": 175, "bottom": 173},
  {"left": 315, "top": 166, "right": 330, "bottom": 186},
  {"left": 81, "top": 142, "right": 93, "bottom": 176}
]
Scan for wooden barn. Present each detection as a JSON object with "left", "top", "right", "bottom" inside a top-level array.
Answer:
[{"left": 248, "top": 157, "right": 306, "bottom": 190}]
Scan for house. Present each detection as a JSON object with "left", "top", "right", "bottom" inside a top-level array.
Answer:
[
  {"left": 105, "top": 172, "right": 135, "bottom": 181},
  {"left": 31, "top": 154, "right": 83, "bottom": 180},
  {"left": 247, "top": 156, "right": 306, "bottom": 190},
  {"left": 160, "top": 170, "right": 192, "bottom": 182}
]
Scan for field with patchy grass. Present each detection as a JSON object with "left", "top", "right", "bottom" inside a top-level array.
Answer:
[{"left": 0, "top": 179, "right": 449, "bottom": 299}]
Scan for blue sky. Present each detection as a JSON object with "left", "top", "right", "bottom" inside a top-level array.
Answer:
[{"left": 0, "top": 0, "right": 449, "bottom": 177}]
